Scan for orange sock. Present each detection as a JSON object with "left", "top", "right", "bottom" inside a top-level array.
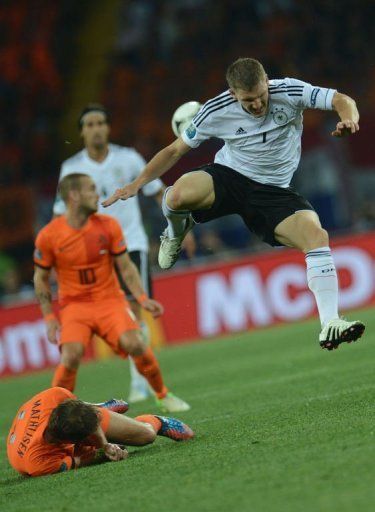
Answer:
[
  {"left": 135, "top": 415, "right": 162, "bottom": 433},
  {"left": 52, "top": 364, "right": 77, "bottom": 391},
  {"left": 132, "top": 347, "right": 168, "bottom": 399}
]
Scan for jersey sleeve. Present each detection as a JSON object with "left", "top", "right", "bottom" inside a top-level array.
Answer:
[
  {"left": 108, "top": 217, "right": 127, "bottom": 256},
  {"left": 284, "top": 77, "right": 337, "bottom": 111},
  {"left": 26, "top": 451, "right": 74, "bottom": 477},
  {"left": 130, "top": 149, "right": 164, "bottom": 197},
  {"left": 181, "top": 104, "right": 213, "bottom": 148},
  {"left": 34, "top": 227, "right": 55, "bottom": 269}
]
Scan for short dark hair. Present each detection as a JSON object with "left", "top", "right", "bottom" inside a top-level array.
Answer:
[
  {"left": 78, "top": 103, "right": 110, "bottom": 129},
  {"left": 48, "top": 399, "right": 99, "bottom": 443},
  {"left": 226, "top": 58, "right": 267, "bottom": 90},
  {"left": 58, "top": 173, "right": 91, "bottom": 202}
]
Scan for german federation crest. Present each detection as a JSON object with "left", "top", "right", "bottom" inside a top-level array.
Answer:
[{"left": 273, "top": 109, "right": 288, "bottom": 125}]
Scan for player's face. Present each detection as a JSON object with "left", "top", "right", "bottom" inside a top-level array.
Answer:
[
  {"left": 78, "top": 177, "right": 99, "bottom": 213},
  {"left": 231, "top": 79, "right": 269, "bottom": 117},
  {"left": 80, "top": 112, "right": 110, "bottom": 148}
]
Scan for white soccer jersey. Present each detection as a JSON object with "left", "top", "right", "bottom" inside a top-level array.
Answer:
[
  {"left": 182, "top": 78, "right": 337, "bottom": 187},
  {"left": 53, "top": 144, "right": 163, "bottom": 252}
]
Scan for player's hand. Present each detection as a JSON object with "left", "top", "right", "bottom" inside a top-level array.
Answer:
[
  {"left": 331, "top": 120, "right": 359, "bottom": 137},
  {"left": 104, "top": 443, "right": 128, "bottom": 462},
  {"left": 102, "top": 182, "right": 140, "bottom": 207},
  {"left": 46, "top": 318, "right": 60, "bottom": 344},
  {"left": 141, "top": 298, "right": 164, "bottom": 318},
  {"left": 181, "top": 231, "right": 196, "bottom": 259}
]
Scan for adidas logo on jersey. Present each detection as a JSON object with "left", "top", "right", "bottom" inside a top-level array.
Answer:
[{"left": 235, "top": 127, "right": 247, "bottom": 135}]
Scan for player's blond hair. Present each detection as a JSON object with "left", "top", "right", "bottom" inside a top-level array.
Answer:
[
  {"left": 226, "top": 58, "right": 267, "bottom": 90},
  {"left": 59, "top": 173, "right": 90, "bottom": 203}
]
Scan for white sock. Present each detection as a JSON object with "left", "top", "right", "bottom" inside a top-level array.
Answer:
[
  {"left": 162, "top": 187, "right": 191, "bottom": 238},
  {"left": 305, "top": 246, "right": 339, "bottom": 327}
]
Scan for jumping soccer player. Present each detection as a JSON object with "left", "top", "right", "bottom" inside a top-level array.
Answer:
[
  {"left": 102, "top": 57, "right": 365, "bottom": 350},
  {"left": 34, "top": 173, "right": 190, "bottom": 412},
  {"left": 7, "top": 387, "right": 194, "bottom": 477}
]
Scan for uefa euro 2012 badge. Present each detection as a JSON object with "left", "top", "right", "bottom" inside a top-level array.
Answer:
[
  {"left": 186, "top": 123, "right": 197, "bottom": 139},
  {"left": 272, "top": 108, "right": 289, "bottom": 125}
]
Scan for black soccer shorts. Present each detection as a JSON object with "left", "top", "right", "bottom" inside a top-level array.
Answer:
[{"left": 191, "top": 163, "right": 315, "bottom": 247}]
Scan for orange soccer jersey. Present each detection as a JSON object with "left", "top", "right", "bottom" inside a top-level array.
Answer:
[
  {"left": 7, "top": 387, "right": 111, "bottom": 477},
  {"left": 34, "top": 214, "right": 127, "bottom": 305}
]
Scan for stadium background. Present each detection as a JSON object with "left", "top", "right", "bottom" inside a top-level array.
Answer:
[
  {"left": 1, "top": 2, "right": 375, "bottom": 510},
  {"left": 0, "top": 0, "right": 374, "bottom": 373}
]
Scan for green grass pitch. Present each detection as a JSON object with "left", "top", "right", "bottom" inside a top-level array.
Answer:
[{"left": 1, "top": 308, "right": 374, "bottom": 512}]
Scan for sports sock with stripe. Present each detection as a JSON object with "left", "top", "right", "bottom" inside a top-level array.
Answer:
[
  {"left": 162, "top": 186, "right": 191, "bottom": 238},
  {"left": 132, "top": 347, "right": 168, "bottom": 399},
  {"left": 305, "top": 246, "right": 339, "bottom": 327},
  {"left": 128, "top": 321, "right": 150, "bottom": 392},
  {"left": 135, "top": 415, "right": 162, "bottom": 433}
]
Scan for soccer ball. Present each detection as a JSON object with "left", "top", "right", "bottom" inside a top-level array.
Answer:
[{"left": 171, "top": 101, "right": 202, "bottom": 137}]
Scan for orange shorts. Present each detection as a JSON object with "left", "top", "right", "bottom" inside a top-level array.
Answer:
[{"left": 59, "top": 298, "right": 139, "bottom": 355}]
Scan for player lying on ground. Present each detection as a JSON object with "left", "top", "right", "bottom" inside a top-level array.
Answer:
[
  {"left": 102, "top": 57, "right": 365, "bottom": 351},
  {"left": 33, "top": 173, "right": 189, "bottom": 412},
  {"left": 7, "top": 387, "right": 194, "bottom": 477}
]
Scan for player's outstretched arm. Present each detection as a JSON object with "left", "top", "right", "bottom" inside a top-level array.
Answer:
[
  {"left": 115, "top": 253, "right": 164, "bottom": 317},
  {"left": 102, "top": 137, "right": 191, "bottom": 207},
  {"left": 331, "top": 92, "right": 359, "bottom": 137},
  {"left": 33, "top": 266, "right": 60, "bottom": 344}
]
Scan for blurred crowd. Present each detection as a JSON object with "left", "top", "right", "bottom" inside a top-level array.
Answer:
[
  {"left": 1, "top": 0, "right": 374, "bottom": 303},
  {"left": 104, "top": 0, "right": 374, "bottom": 148}
]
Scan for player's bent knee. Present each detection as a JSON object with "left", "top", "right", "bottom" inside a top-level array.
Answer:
[
  {"left": 168, "top": 171, "right": 214, "bottom": 210},
  {"left": 60, "top": 343, "right": 84, "bottom": 369},
  {"left": 166, "top": 186, "right": 185, "bottom": 210},
  {"left": 128, "top": 344, "right": 146, "bottom": 357},
  {"left": 120, "top": 332, "right": 146, "bottom": 356},
  {"left": 61, "top": 355, "right": 82, "bottom": 369},
  {"left": 308, "top": 226, "right": 329, "bottom": 249}
]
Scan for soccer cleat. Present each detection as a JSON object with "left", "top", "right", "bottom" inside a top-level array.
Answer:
[
  {"left": 127, "top": 387, "right": 152, "bottom": 404},
  {"left": 94, "top": 398, "right": 129, "bottom": 414},
  {"left": 156, "top": 415, "right": 194, "bottom": 441},
  {"left": 319, "top": 318, "right": 365, "bottom": 350},
  {"left": 156, "top": 392, "right": 191, "bottom": 413},
  {"left": 158, "top": 216, "right": 194, "bottom": 269}
]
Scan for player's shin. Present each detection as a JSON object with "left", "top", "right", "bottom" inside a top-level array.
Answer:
[
  {"left": 305, "top": 247, "right": 339, "bottom": 327},
  {"left": 131, "top": 347, "right": 168, "bottom": 399},
  {"left": 128, "top": 321, "right": 153, "bottom": 401},
  {"left": 52, "top": 364, "right": 78, "bottom": 391}
]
